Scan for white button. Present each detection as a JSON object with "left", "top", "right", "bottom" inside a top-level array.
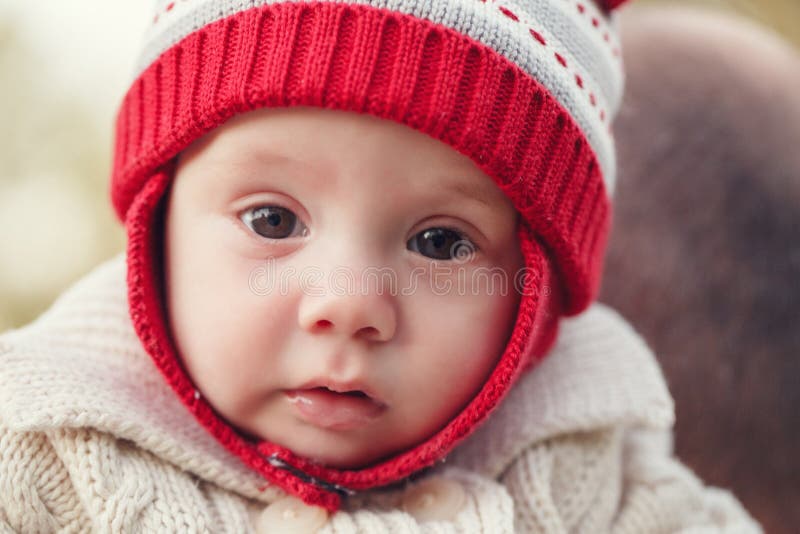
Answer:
[
  {"left": 401, "top": 477, "right": 466, "bottom": 523},
  {"left": 255, "top": 495, "right": 329, "bottom": 534}
]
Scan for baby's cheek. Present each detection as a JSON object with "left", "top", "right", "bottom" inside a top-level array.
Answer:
[
  {"left": 473, "top": 285, "right": 523, "bottom": 358},
  {"left": 420, "top": 301, "right": 509, "bottom": 411}
]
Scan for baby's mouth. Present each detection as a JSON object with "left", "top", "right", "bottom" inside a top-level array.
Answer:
[
  {"left": 333, "top": 389, "right": 369, "bottom": 398},
  {"left": 284, "top": 386, "right": 387, "bottom": 431}
]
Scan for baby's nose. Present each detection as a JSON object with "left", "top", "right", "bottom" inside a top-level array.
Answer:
[{"left": 297, "top": 285, "right": 397, "bottom": 342}]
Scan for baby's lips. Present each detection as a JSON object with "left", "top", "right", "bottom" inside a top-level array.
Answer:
[
  {"left": 285, "top": 387, "right": 387, "bottom": 431},
  {"left": 295, "top": 376, "right": 386, "bottom": 406}
]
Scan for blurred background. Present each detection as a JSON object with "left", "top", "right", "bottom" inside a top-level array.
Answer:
[
  {"left": 0, "top": 0, "right": 149, "bottom": 329},
  {"left": 0, "top": 0, "right": 798, "bottom": 531}
]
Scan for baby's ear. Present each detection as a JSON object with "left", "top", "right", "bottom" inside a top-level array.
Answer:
[{"left": 598, "top": 0, "right": 631, "bottom": 11}]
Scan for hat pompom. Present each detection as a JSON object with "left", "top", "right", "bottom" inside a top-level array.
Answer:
[{"left": 599, "top": 0, "right": 631, "bottom": 11}]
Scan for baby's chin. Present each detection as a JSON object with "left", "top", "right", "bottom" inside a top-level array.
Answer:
[
  {"left": 270, "top": 423, "right": 405, "bottom": 469},
  {"left": 227, "top": 415, "right": 403, "bottom": 469},
  {"left": 295, "top": 443, "right": 387, "bottom": 470}
]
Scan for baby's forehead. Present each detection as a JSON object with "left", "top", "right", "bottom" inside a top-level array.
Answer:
[
  {"left": 179, "top": 107, "right": 511, "bottom": 208},
  {"left": 199, "top": 106, "right": 474, "bottom": 167}
]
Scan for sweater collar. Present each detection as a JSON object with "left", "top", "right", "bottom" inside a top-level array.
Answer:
[{"left": 0, "top": 253, "right": 673, "bottom": 498}]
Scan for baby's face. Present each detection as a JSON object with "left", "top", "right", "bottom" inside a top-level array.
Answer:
[{"left": 165, "top": 107, "right": 524, "bottom": 468}]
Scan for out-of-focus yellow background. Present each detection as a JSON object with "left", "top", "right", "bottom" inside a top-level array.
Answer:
[{"left": 0, "top": 0, "right": 797, "bottom": 332}]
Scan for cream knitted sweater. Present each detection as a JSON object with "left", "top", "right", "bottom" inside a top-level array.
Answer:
[{"left": 0, "top": 254, "right": 760, "bottom": 533}]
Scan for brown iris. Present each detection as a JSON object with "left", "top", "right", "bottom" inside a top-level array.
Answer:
[
  {"left": 408, "top": 228, "right": 464, "bottom": 260},
  {"left": 249, "top": 206, "right": 298, "bottom": 239}
]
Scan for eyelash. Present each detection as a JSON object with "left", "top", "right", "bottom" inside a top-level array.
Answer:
[{"left": 414, "top": 226, "right": 481, "bottom": 254}]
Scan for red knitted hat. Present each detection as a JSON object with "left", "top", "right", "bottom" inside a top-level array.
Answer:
[{"left": 112, "top": 0, "right": 630, "bottom": 511}]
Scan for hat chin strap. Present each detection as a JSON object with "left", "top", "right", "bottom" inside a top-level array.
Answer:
[{"left": 124, "top": 166, "right": 557, "bottom": 512}]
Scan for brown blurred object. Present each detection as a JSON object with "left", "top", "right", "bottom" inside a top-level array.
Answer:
[
  {"left": 602, "top": 4, "right": 800, "bottom": 532},
  {"left": 641, "top": 0, "right": 800, "bottom": 50}
]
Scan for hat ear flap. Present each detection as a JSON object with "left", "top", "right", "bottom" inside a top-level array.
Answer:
[{"left": 599, "top": 0, "right": 631, "bottom": 11}]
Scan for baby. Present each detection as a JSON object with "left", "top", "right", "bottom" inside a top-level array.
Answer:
[{"left": 0, "top": 0, "right": 761, "bottom": 532}]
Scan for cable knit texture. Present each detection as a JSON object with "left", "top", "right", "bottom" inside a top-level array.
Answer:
[{"left": 0, "top": 255, "right": 761, "bottom": 532}]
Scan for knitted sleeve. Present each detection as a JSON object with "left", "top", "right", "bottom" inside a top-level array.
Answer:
[
  {"left": 612, "top": 426, "right": 763, "bottom": 533},
  {"left": 500, "top": 426, "right": 624, "bottom": 531},
  {"left": 47, "top": 427, "right": 257, "bottom": 533},
  {"left": 0, "top": 422, "right": 256, "bottom": 534},
  {"left": 0, "top": 423, "right": 89, "bottom": 532},
  {"left": 499, "top": 426, "right": 763, "bottom": 533}
]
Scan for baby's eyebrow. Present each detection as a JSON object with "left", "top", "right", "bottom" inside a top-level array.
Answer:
[
  {"left": 220, "top": 144, "right": 324, "bottom": 179},
  {"left": 436, "top": 179, "right": 497, "bottom": 209},
  {"left": 240, "top": 146, "right": 305, "bottom": 168}
]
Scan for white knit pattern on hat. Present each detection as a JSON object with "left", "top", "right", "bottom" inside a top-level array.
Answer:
[{"left": 135, "top": 0, "right": 624, "bottom": 192}]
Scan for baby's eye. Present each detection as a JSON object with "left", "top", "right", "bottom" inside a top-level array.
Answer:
[
  {"left": 407, "top": 227, "right": 478, "bottom": 261},
  {"left": 240, "top": 206, "right": 308, "bottom": 240}
]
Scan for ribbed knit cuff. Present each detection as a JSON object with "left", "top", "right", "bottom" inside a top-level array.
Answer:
[{"left": 111, "top": 2, "right": 611, "bottom": 314}]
